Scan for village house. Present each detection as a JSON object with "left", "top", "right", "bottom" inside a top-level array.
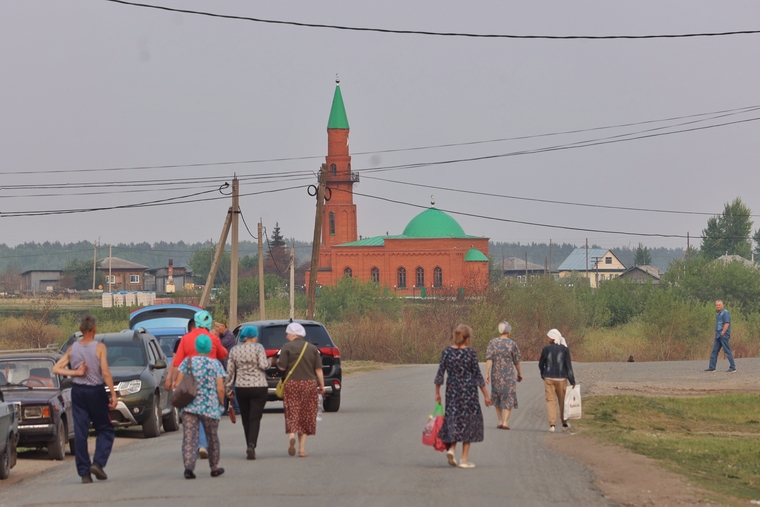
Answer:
[{"left": 557, "top": 248, "right": 626, "bottom": 288}]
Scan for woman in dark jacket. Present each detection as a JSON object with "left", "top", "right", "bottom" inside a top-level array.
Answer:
[{"left": 538, "top": 329, "right": 575, "bottom": 433}]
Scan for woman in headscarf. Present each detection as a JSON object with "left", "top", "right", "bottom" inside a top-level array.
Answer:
[
  {"left": 434, "top": 324, "right": 491, "bottom": 469},
  {"left": 485, "top": 321, "right": 523, "bottom": 429},
  {"left": 226, "top": 325, "right": 269, "bottom": 460},
  {"left": 176, "top": 334, "right": 226, "bottom": 478},
  {"left": 276, "top": 322, "right": 324, "bottom": 457},
  {"left": 538, "top": 328, "right": 575, "bottom": 433}
]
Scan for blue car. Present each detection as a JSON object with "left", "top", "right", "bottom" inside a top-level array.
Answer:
[{"left": 129, "top": 304, "right": 202, "bottom": 364}]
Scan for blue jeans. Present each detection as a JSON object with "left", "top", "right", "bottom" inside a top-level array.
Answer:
[
  {"left": 72, "top": 384, "right": 115, "bottom": 477},
  {"left": 708, "top": 333, "right": 736, "bottom": 370}
]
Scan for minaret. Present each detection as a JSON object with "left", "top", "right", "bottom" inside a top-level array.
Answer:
[{"left": 321, "top": 77, "right": 358, "bottom": 248}]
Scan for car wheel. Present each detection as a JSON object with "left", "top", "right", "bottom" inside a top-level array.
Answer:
[
  {"left": 323, "top": 395, "right": 341, "bottom": 412},
  {"left": 0, "top": 437, "right": 10, "bottom": 480},
  {"left": 47, "top": 420, "right": 66, "bottom": 460},
  {"left": 142, "top": 396, "right": 162, "bottom": 438},
  {"left": 68, "top": 435, "right": 76, "bottom": 456},
  {"left": 162, "top": 405, "right": 180, "bottom": 432}
]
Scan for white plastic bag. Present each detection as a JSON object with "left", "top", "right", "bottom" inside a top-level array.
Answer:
[{"left": 564, "top": 384, "right": 582, "bottom": 420}]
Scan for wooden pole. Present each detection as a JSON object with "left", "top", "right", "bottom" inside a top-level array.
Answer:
[
  {"left": 258, "top": 220, "right": 265, "bottom": 320},
  {"left": 199, "top": 209, "right": 232, "bottom": 308},
  {"left": 307, "top": 164, "right": 328, "bottom": 320},
  {"left": 289, "top": 246, "right": 295, "bottom": 320},
  {"left": 92, "top": 240, "right": 97, "bottom": 291},
  {"left": 229, "top": 177, "right": 239, "bottom": 329}
]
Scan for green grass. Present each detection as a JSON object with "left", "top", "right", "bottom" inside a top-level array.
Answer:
[{"left": 576, "top": 394, "right": 760, "bottom": 501}]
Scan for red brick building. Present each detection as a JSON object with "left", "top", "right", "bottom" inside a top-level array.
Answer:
[{"left": 307, "top": 84, "right": 489, "bottom": 296}]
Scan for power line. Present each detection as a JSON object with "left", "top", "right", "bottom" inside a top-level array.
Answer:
[
  {"left": 362, "top": 175, "right": 760, "bottom": 217},
  {"left": 105, "top": 0, "right": 760, "bottom": 40},
  {"left": 4, "top": 104, "right": 759, "bottom": 178}
]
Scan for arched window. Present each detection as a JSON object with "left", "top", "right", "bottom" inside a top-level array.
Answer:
[
  {"left": 416, "top": 267, "right": 425, "bottom": 288},
  {"left": 371, "top": 267, "right": 380, "bottom": 283},
  {"left": 434, "top": 267, "right": 443, "bottom": 287},
  {"left": 330, "top": 163, "right": 337, "bottom": 176},
  {"left": 397, "top": 267, "right": 407, "bottom": 289},
  {"left": 344, "top": 267, "right": 352, "bottom": 278},
  {"left": 329, "top": 212, "right": 335, "bottom": 235}
]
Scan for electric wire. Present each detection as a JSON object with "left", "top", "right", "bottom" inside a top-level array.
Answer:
[
  {"left": 105, "top": 0, "right": 760, "bottom": 40},
  {"left": 362, "top": 175, "right": 760, "bottom": 217},
  {"left": 3, "top": 104, "right": 759, "bottom": 177}
]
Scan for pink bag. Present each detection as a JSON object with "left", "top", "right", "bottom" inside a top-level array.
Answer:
[{"left": 422, "top": 403, "right": 446, "bottom": 452}]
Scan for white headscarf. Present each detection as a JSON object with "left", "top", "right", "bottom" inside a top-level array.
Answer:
[
  {"left": 497, "top": 321, "right": 512, "bottom": 335},
  {"left": 547, "top": 329, "right": 567, "bottom": 347},
  {"left": 285, "top": 322, "right": 306, "bottom": 337}
]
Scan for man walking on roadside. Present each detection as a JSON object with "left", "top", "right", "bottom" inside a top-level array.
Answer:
[
  {"left": 53, "top": 315, "right": 118, "bottom": 483},
  {"left": 705, "top": 300, "right": 736, "bottom": 373}
]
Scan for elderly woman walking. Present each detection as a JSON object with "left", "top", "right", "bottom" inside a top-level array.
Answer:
[
  {"left": 485, "top": 321, "right": 523, "bottom": 429},
  {"left": 226, "top": 325, "right": 269, "bottom": 460},
  {"left": 277, "top": 322, "right": 324, "bottom": 457},
  {"left": 538, "top": 329, "right": 575, "bottom": 433},
  {"left": 176, "top": 334, "right": 226, "bottom": 478},
  {"left": 434, "top": 324, "right": 491, "bottom": 469}
]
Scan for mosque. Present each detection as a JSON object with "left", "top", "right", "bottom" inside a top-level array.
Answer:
[{"left": 306, "top": 83, "right": 490, "bottom": 297}]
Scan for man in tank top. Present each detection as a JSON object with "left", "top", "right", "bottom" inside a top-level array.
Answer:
[{"left": 54, "top": 315, "right": 118, "bottom": 483}]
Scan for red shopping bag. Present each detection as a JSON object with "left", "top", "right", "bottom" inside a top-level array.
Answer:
[{"left": 422, "top": 403, "right": 446, "bottom": 451}]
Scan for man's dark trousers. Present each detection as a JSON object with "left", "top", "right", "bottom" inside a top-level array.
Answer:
[{"left": 72, "top": 384, "right": 115, "bottom": 477}]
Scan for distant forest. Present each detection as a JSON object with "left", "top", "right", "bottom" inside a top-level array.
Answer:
[{"left": 1, "top": 239, "right": 683, "bottom": 273}]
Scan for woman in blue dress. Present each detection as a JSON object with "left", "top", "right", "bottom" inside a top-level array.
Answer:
[{"left": 434, "top": 324, "right": 491, "bottom": 469}]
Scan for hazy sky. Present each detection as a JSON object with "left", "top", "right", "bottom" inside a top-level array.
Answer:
[{"left": 2, "top": 1, "right": 760, "bottom": 253}]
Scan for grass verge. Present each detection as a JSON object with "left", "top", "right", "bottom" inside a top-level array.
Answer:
[
  {"left": 341, "top": 360, "right": 393, "bottom": 376},
  {"left": 575, "top": 394, "right": 760, "bottom": 502}
]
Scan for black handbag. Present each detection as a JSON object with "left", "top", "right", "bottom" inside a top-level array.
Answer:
[{"left": 171, "top": 357, "right": 197, "bottom": 409}]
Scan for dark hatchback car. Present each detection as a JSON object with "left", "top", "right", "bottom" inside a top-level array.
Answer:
[
  {"left": 232, "top": 320, "right": 342, "bottom": 412},
  {"left": 0, "top": 353, "right": 74, "bottom": 460},
  {"left": 61, "top": 330, "right": 179, "bottom": 438},
  {"left": 129, "top": 304, "right": 201, "bottom": 365}
]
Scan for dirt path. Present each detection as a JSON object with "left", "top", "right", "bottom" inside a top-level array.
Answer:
[{"left": 547, "top": 358, "right": 760, "bottom": 507}]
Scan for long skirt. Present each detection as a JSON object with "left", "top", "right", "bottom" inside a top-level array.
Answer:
[{"left": 283, "top": 379, "right": 318, "bottom": 435}]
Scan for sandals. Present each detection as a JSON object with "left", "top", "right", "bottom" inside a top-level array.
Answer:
[
  {"left": 446, "top": 449, "right": 457, "bottom": 467},
  {"left": 288, "top": 437, "right": 296, "bottom": 456},
  {"left": 459, "top": 461, "right": 475, "bottom": 469}
]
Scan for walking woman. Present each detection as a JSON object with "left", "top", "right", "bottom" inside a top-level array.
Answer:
[
  {"left": 225, "top": 325, "right": 269, "bottom": 460},
  {"left": 538, "top": 329, "right": 575, "bottom": 433},
  {"left": 276, "top": 322, "right": 324, "bottom": 457},
  {"left": 176, "top": 334, "right": 226, "bottom": 478},
  {"left": 485, "top": 321, "right": 523, "bottom": 429},
  {"left": 434, "top": 324, "right": 491, "bottom": 469}
]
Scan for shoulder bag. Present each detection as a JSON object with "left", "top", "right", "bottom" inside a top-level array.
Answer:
[
  {"left": 171, "top": 357, "right": 198, "bottom": 409},
  {"left": 275, "top": 342, "right": 309, "bottom": 399}
]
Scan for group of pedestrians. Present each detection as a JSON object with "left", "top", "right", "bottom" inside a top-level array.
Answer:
[
  {"left": 53, "top": 312, "right": 324, "bottom": 483},
  {"left": 433, "top": 321, "right": 575, "bottom": 468}
]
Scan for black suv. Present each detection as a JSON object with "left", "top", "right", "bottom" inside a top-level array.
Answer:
[
  {"left": 233, "top": 320, "right": 342, "bottom": 412},
  {"left": 61, "top": 330, "right": 179, "bottom": 438},
  {"left": 0, "top": 352, "right": 74, "bottom": 460}
]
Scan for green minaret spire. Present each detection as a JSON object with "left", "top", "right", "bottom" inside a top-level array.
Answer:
[{"left": 327, "top": 83, "right": 349, "bottom": 129}]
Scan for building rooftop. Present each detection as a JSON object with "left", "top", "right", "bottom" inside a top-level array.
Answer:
[
  {"left": 327, "top": 85, "right": 349, "bottom": 129},
  {"left": 98, "top": 257, "right": 147, "bottom": 270},
  {"left": 558, "top": 248, "right": 619, "bottom": 271},
  {"left": 464, "top": 248, "right": 489, "bottom": 262}
]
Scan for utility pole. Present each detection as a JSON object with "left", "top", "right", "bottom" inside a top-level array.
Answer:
[
  {"left": 585, "top": 238, "right": 589, "bottom": 283},
  {"left": 199, "top": 209, "right": 232, "bottom": 308},
  {"left": 229, "top": 177, "right": 239, "bottom": 330},
  {"left": 525, "top": 252, "right": 528, "bottom": 281},
  {"left": 109, "top": 245, "right": 113, "bottom": 292},
  {"left": 289, "top": 246, "right": 295, "bottom": 320},
  {"left": 92, "top": 240, "right": 97, "bottom": 291},
  {"left": 549, "top": 239, "right": 552, "bottom": 273},
  {"left": 686, "top": 232, "right": 690, "bottom": 260},
  {"left": 258, "top": 220, "right": 265, "bottom": 320},
  {"left": 307, "top": 164, "right": 328, "bottom": 320}
]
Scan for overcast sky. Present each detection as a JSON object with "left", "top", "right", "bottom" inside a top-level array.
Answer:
[{"left": 2, "top": 1, "right": 760, "bottom": 252}]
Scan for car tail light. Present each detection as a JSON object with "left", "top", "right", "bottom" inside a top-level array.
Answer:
[
  {"left": 318, "top": 347, "right": 340, "bottom": 358},
  {"left": 265, "top": 349, "right": 278, "bottom": 358},
  {"left": 332, "top": 379, "right": 341, "bottom": 390}
]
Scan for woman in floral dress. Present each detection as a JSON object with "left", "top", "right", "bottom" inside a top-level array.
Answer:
[
  {"left": 176, "top": 334, "right": 226, "bottom": 479},
  {"left": 434, "top": 324, "right": 491, "bottom": 469},
  {"left": 485, "top": 321, "right": 523, "bottom": 429}
]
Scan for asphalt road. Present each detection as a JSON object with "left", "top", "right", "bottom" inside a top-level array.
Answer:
[{"left": 1, "top": 363, "right": 613, "bottom": 507}]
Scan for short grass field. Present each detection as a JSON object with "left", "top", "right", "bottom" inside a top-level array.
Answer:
[{"left": 575, "top": 394, "right": 760, "bottom": 502}]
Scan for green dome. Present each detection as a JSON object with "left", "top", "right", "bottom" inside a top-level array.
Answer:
[
  {"left": 464, "top": 247, "right": 489, "bottom": 262},
  {"left": 327, "top": 85, "right": 349, "bottom": 129},
  {"left": 402, "top": 208, "right": 467, "bottom": 238}
]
